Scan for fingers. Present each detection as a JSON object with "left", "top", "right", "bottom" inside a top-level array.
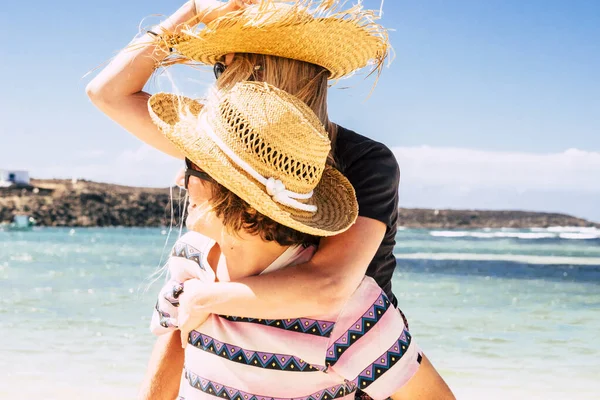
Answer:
[
  {"left": 179, "top": 312, "right": 190, "bottom": 349},
  {"left": 160, "top": 281, "right": 183, "bottom": 307},
  {"left": 178, "top": 288, "right": 189, "bottom": 348},
  {"left": 178, "top": 311, "right": 210, "bottom": 349},
  {"left": 180, "top": 329, "right": 189, "bottom": 349},
  {"left": 234, "top": 0, "right": 259, "bottom": 8}
]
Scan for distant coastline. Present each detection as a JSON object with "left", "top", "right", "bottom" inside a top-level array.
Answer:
[{"left": 1, "top": 179, "right": 598, "bottom": 229}]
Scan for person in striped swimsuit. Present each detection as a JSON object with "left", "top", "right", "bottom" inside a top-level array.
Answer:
[{"left": 145, "top": 81, "right": 454, "bottom": 399}]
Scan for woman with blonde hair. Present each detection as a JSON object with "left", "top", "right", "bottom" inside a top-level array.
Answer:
[{"left": 87, "top": 1, "right": 453, "bottom": 399}]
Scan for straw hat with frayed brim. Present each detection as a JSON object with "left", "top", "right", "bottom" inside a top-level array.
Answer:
[
  {"left": 148, "top": 81, "right": 358, "bottom": 236},
  {"left": 157, "top": 0, "right": 390, "bottom": 80}
]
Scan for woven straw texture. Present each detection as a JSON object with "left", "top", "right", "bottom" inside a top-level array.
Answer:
[
  {"left": 159, "top": 1, "right": 390, "bottom": 80},
  {"left": 148, "top": 82, "right": 358, "bottom": 236}
]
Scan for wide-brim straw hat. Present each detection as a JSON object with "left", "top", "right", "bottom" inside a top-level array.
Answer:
[
  {"left": 148, "top": 81, "right": 358, "bottom": 236},
  {"left": 157, "top": 0, "right": 390, "bottom": 80}
]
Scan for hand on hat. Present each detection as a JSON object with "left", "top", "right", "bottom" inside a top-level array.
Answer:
[{"left": 192, "top": 0, "right": 260, "bottom": 25}]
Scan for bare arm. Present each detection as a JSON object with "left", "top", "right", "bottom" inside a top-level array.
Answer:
[
  {"left": 85, "top": 1, "right": 250, "bottom": 158},
  {"left": 139, "top": 331, "right": 185, "bottom": 400},
  {"left": 188, "top": 216, "right": 386, "bottom": 318},
  {"left": 390, "top": 354, "right": 455, "bottom": 400}
]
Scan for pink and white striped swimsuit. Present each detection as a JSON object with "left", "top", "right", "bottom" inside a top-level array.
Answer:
[{"left": 152, "top": 232, "right": 422, "bottom": 400}]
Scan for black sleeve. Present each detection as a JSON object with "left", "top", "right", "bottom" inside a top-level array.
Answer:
[{"left": 343, "top": 144, "right": 400, "bottom": 227}]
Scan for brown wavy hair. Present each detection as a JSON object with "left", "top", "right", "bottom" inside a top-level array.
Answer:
[{"left": 207, "top": 178, "right": 319, "bottom": 247}]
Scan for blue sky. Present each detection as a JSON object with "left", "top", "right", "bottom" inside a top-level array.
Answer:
[{"left": 1, "top": 1, "right": 599, "bottom": 220}]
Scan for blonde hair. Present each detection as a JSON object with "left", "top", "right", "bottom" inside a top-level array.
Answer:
[{"left": 216, "top": 53, "right": 338, "bottom": 166}]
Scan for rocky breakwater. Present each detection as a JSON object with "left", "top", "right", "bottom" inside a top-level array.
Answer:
[
  {"left": 1, "top": 179, "right": 598, "bottom": 228},
  {"left": 398, "top": 208, "right": 599, "bottom": 229},
  {"left": 0, "top": 179, "right": 185, "bottom": 227}
]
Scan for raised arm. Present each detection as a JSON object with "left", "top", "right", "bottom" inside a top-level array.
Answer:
[{"left": 85, "top": 1, "right": 253, "bottom": 158}]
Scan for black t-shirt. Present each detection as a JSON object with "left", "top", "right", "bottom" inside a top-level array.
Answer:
[{"left": 334, "top": 125, "right": 400, "bottom": 307}]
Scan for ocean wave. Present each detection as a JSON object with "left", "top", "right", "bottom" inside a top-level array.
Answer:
[
  {"left": 558, "top": 233, "right": 599, "bottom": 240},
  {"left": 543, "top": 226, "right": 599, "bottom": 233},
  {"left": 10, "top": 253, "right": 33, "bottom": 262},
  {"left": 429, "top": 231, "right": 470, "bottom": 238},
  {"left": 394, "top": 253, "right": 600, "bottom": 266},
  {"left": 429, "top": 231, "right": 557, "bottom": 239},
  {"left": 429, "top": 230, "right": 599, "bottom": 240}
]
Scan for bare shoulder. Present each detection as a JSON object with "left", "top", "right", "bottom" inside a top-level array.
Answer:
[{"left": 176, "top": 231, "right": 212, "bottom": 246}]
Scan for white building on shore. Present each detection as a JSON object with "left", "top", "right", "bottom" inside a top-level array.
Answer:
[{"left": 0, "top": 169, "right": 30, "bottom": 187}]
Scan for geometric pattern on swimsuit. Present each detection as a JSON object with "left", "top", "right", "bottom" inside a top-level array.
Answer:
[
  {"left": 172, "top": 242, "right": 205, "bottom": 270},
  {"left": 352, "top": 328, "right": 413, "bottom": 391},
  {"left": 325, "top": 292, "right": 392, "bottom": 367},
  {"left": 155, "top": 301, "right": 177, "bottom": 329},
  {"left": 162, "top": 282, "right": 183, "bottom": 308},
  {"left": 188, "top": 330, "right": 326, "bottom": 372},
  {"left": 183, "top": 368, "right": 357, "bottom": 400},
  {"left": 218, "top": 316, "right": 335, "bottom": 338}
]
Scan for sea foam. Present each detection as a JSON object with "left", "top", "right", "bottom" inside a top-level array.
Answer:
[
  {"left": 394, "top": 252, "right": 600, "bottom": 266},
  {"left": 429, "top": 228, "right": 599, "bottom": 240}
]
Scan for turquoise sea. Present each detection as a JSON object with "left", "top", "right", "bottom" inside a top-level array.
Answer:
[{"left": 1, "top": 226, "right": 599, "bottom": 399}]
